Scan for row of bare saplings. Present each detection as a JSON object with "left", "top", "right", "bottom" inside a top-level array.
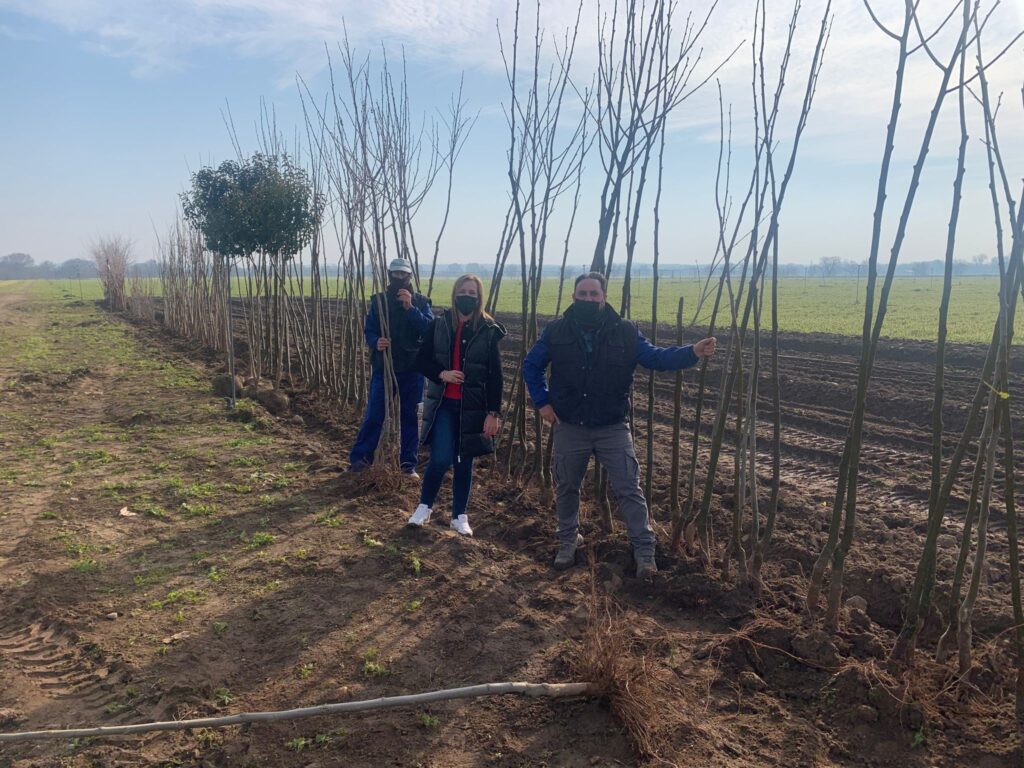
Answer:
[{"left": 136, "top": 0, "right": 1024, "bottom": 737}]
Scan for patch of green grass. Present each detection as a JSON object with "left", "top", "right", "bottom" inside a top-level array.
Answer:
[
  {"left": 212, "top": 621, "right": 229, "bottom": 637},
  {"left": 317, "top": 508, "right": 342, "bottom": 528},
  {"left": 195, "top": 728, "right": 221, "bottom": 748},
  {"left": 77, "top": 448, "right": 115, "bottom": 464},
  {"left": 56, "top": 531, "right": 91, "bottom": 558},
  {"left": 39, "top": 511, "right": 59, "bottom": 520},
  {"left": 251, "top": 579, "right": 281, "bottom": 596},
  {"left": 286, "top": 736, "right": 312, "bottom": 752},
  {"left": 229, "top": 456, "right": 263, "bottom": 468},
  {"left": 407, "top": 599, "right": 423, "bottom": 612},
  {"left": 360, "top": 648, "right": 389, "bottom": 677},
  {"left": 144, "top": 505, "right": 169, "bottom": 520},
  {"left": 101, "top": 480, "right": 138, "bottom": 496},
  {"left": 213, "top": 687, "right": 233, "bottom": 706},
  {"left": 182, "top": 481, "right": 217, "bottom": 498},
  {"left": 417, "top": 712, "right": 440, "bottom": 729},
  {"left": 149, "top": 588, "right": 204, "bottom": 610},
  {"left": 73, "top": 557, "right": 101, "bottom": 573},
  {"left": 226, "top": 436, "right": 273, "bottom": 449},
  {"left": 241, "top": 531, "right": 275, "bottom": 550},
  {"left": 361, "top": 532, "right": 383, "bottom": 549},
  {"left": 181, "top": 502, "right": 216, "bottom": 518},
  {"left": 409, "top": 554, "right": 422, "bottom": 577},
  {"left": 133, "top": 565, "right": 175, "bottom": 587},
  {"left": 298, "top": 662, "right": 315, "bottom": 680}
]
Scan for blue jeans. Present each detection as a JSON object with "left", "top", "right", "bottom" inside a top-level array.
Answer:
[
  {"left": 420, "top": 399, "right": 474, "bottom": 518},
  {"left": 349, "top": 368, "right": 424, "bottom": 470}
]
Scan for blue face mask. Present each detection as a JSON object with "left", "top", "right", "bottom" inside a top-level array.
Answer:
[{"left": 573, "top": 299, "right": 601, "bottom": 325}]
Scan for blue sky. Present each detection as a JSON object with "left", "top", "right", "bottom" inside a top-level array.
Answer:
[{"left": 1, "top": 0, "right": 1022, "bottom": 267}]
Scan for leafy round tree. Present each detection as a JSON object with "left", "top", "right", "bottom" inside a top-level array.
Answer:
[{"left": 181, "top": 153, "right": 319, "bottom": 400}]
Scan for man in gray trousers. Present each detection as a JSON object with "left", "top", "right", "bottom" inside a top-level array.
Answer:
[{"left": 522, "top": 272, "right": 717, "bottom": 579}]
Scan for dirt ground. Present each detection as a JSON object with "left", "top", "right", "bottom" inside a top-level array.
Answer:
[{"left": 0, "top": 284, "right": 1018, "bottom": 767}]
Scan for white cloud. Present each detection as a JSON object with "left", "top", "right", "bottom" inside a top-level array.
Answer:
[
  {"left": 3, "top": 0, "right": 1019, "bottom": 165},
  {"left": 2, "top": 0, "right": 1021, "bottom": 181}
]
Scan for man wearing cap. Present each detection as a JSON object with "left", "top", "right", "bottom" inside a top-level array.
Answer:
[{"left": 349, "top": 258, "right": 434, "bottom": 476}]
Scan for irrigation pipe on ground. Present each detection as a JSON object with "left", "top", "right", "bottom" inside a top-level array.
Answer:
[{"left": 0, "top": 681, "right": 594, "bottom": 744}]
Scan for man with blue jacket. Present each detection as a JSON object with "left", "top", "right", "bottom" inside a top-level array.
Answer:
[
  {"left": 349, "top": 258, "right": 433, "bottom": 475},
  {"left": 522, "top": 272, "right": 716, "bottom": 579}
]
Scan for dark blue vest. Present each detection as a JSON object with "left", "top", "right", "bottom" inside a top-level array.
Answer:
[{"left": 547, "top": 305, "right": 639, "bottom": 427}]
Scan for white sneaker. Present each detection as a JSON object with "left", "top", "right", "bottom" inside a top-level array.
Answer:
[
  {"left": 407, "top": 504, "right": 432, "bottom": 527},
  {"left": 450, "top": 514, "right": 473, "bottom": 537}
]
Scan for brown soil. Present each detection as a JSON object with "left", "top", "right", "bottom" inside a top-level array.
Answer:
[{"left": 0, "top": 290, "right": 1017, "bottom": 767}]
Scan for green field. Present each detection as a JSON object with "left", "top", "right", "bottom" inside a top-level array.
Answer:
[{"left": 19, "top": 275, "right": 1019, "bottom": 344}]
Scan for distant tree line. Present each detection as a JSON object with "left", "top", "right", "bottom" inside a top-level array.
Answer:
[
  {"left": 0, "top": 253, "right": 165, "bottom": 280},
  {"left": 0, "top": 251, "right": 1001, "bottom": 282}
]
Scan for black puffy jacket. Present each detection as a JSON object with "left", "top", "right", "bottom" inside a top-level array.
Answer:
[{"left": 418, "top": 310, "right": 506, "bottom": 460}]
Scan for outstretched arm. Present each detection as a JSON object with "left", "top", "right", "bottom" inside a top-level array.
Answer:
[{"left": 635, "top": 333, "right": 716, "bottom": 371}]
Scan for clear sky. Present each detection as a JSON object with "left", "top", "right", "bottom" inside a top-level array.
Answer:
[{"left": 1, "top": 0, "right": 1022, "bottom": 267}]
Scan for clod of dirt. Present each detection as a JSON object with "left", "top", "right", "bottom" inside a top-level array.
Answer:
[
  {"left": 791, "top": 629, "right": 839, "bottom": 668},
  {"left": 0, "top": 708, "right": 21, "bottom": 727},
  {"left": 849, "top": 608, "right": 872, "bottom": 632},
  {"left": 850, "top": 629, "right": 886, "bottom": 658},
  {"left": 740, "top": 671, "right": 767, "bottom": 691},
  {"left": 256, "top": 388, "right": 290, "bottom": 415},
  {"left": 212, "top": 374, "right": 244, "bottom": 398},
  {"left": 845, "top": 595, "right": 868, "bottom": 613},
  {"left": 854, "top": 704, "right": 879, "bottom": 723},
  {"left": 867, "top": 568, "right": 910, "bottom": 630}
]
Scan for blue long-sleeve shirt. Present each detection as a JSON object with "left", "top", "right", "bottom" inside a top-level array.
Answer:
[{"left": 522, "top": 322, "right": 699, "bottom": 409}]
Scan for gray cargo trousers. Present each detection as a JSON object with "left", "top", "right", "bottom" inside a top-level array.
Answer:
[{"left": 551, "top": 420, "right": 656, "bottom": 558}]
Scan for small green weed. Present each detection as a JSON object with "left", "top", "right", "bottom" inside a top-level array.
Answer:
[
  {"left": 418, "top": 713, "right": 440, "bottom": 729},
  {"left": 241, "top": 531, "right": 275, "bottom": 550}
]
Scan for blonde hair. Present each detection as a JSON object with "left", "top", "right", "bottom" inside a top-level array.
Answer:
[{"left": 451, "top": 274, "right": 492, "bottom": 329}]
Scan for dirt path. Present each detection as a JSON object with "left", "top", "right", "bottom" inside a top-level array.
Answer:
[
  {"left": 0, "top": 284, "right": 1017, "bottom": 767},
  {"left": 0, "top": 285, "right": 640, "bottom": 766}
]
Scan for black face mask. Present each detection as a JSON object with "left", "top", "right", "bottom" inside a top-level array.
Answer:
[
  {"left": 389, "top": 274, "right": 412, "bottom": 292},
  {"left": 573, "top": 299, "right": 602, "bottom": 325},
  {"left": 455, "top": 295, "right": 479, "bottom": 316}
]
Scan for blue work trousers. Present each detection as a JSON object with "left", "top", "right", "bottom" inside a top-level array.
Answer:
[{"left": 349, "top": 368, "right": 424, "bottom": 470}]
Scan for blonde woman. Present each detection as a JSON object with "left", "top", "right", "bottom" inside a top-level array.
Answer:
[{"left": 407, "top": 275, "right": 506, "bottom": 535}]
